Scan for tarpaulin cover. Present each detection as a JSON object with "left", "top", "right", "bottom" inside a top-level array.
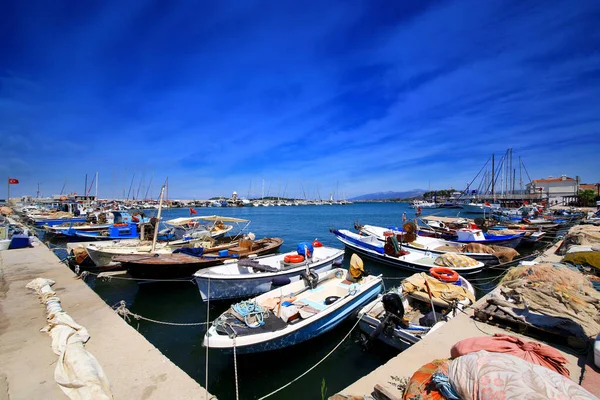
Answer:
[
  {"left": 434, "top": 253, "right": 479, "bottom": 268},
  {"left": 172, "top": 247, "right": 205, "bottom": 257},
  {"left": 449, "top": 350, "right": 598, "bottom": 400},
  {"left": 450, "top": 334, "right": 570, "bottom": 377},
  {"left": 562, "top": 251, "right": 600, "bottom": 269},
  {"left": 402, "top": 359, "right": 449, "bottom": 400},
  {"left": 402, "top": 272, "right": 475, "bottom": 304}
]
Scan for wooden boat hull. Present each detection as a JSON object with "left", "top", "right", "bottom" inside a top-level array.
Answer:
[{"left": 116, "top": 237, "right": 283, "bottom": 280}]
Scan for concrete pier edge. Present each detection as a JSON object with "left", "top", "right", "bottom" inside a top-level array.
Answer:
[{"left": 0, "top": 237, "right": 213, "bottom": 400}]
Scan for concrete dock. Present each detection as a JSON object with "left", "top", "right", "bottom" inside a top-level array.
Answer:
[
  {"left": 336, "top": 228, "right": 600, "bottom": 399},
  {"left": 0, "top": 241, "right": 212, "bottom": 399}
]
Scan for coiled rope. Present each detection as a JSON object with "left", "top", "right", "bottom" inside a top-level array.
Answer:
[{"left": 232, "top": 300, "right": 265, "bottom": 328}]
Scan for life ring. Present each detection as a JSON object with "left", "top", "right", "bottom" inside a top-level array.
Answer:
[
  {"left": 284, "top": 254, "right": 305, "bottom": 263},
  {"left": 429, "top": 267, "right": 459, "bottom": 283}
]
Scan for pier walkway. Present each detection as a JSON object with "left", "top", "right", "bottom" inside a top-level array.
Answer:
[
  {"left": 336, "top": 232, "right": 600, "bottom": 399},
  {"left": 0, "top": 241, "right": 212, "bottom": 400}
]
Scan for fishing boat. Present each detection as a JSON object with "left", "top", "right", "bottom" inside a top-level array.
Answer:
[
  {"left": 358, "top": 270, "right": 475, "bottom": 350},
  {"left": 356, "top": 223, "right": 517, "bottom": 266},
  {"left": 203, "top": 266, "right": 383, "bottom": 353},
  {"left": 57, "top": 221, "right": 140, "bottom": 241},
  {"left": 418, "top": 216, "right": 525, "bottom": 248},
  {"left": 331, "top": 228, "right": 486, "bottom": 276},
  {"left": 194, "top": 241, "right": 344, "bottom": 301},
  {"left": 113, "top": 237, "right": 283, "bottom": 279},
  {"left": 162, "top": 215, "right": 245, "bottom": 240},
  {"left": 44, "top": 211, "right": 143, "bottom": 237}
]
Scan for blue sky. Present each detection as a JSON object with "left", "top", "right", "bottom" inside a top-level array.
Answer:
[{"left": 1, "top": 0, "right": 599, "bottom": 200}]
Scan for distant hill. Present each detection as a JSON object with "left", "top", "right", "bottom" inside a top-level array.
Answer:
[{"left": 349, "top": 189, "right": 426, "bottom": 201}]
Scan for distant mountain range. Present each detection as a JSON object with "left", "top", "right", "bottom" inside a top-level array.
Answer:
[{"left": 349, "top": 189, "right": 426, "bottom": 201}]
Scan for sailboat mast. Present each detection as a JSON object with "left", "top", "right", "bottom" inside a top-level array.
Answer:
[
  {"left": 491, "top": 154, "right": 495, "bottom": 199},
  {"left": 151, "top": 185, "right": 166, "bottom": 253}
]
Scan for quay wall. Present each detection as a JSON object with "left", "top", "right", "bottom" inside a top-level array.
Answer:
[{"left": 0, "top": 239, "right": 212, "bottom": 400}]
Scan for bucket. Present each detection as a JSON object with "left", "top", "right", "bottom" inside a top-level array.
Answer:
[
  {"left": 218, "top": 249, "right": 229, "bottom": 257},
  {"left": 297, "top": 242, "right": 314, "bottom": 257}
]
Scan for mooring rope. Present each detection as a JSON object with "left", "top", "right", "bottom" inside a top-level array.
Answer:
[
  {"left": 113, "top": 301, "right": 212, "bottom": 326},
  {"left": 233, "top": 335, "right": 239, "bottom": 400},
  {"left": 79, "top": 270, "right": 195, "bottom": 283}
]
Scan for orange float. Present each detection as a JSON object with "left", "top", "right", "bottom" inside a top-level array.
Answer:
[
  {"left": 284, "top": 254, "right": 305, "bottom": 263},
  {"left": 429, "top": 267, "right": 459, "bottom": 283}
]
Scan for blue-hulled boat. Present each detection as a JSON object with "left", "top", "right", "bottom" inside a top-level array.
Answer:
[
  {"left": 55, "top": 221, "right": 139, "bottom": 241},
  {"left": 203, "top": 268, "right": 382, "bottom": 353},
  {"left": 331, "top": 229, "right": 486, "bottom": 275}
]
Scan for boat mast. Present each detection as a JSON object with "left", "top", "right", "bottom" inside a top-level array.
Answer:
[
  {"left": 95, "top": 172, "right": 98, "bottom": 200},
  {"left": 151, "top": 185, "right": 166, "bottom": 253},
  {"left": 491, "top": 154, "right": 495, "bottom": 200}
]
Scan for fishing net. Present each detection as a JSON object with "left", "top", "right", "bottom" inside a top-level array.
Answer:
[{"left": 490, "top": 263, "right": 600, "bottom": 339}]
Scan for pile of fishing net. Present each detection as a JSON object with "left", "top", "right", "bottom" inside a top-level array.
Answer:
[
  {"left": 559, "top": 225, "right": 600, "bottom": 254},
  {"left": 486, "top": 263, "right": 600, "bottom": 341},
  {"left": 402, "top": 273, "right": 475, "bottom": 305}
]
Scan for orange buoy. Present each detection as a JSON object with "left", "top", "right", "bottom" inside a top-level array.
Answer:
[
  {"left": 429, "top": 267, "right": 459, "bottom": 283},
  {"left": 284, "top": 254, "right": 305, "bottom": 263}
]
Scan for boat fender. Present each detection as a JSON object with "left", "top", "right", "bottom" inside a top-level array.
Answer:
[
  {"left": 325, "top": 296, "right": 340, "bottom": 305},
  {"left": 272, "top": 276, "right": 291, "bottom": 286},
  {"left": 429, "top": 267, "right": 459, "bottom": 283},
  {"left": 300, "top": 270, "right": 319, "bottom": 289}
]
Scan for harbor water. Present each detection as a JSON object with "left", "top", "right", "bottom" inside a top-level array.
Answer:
[{"left": 44, "top": 202, "right": 543, "bottom": 399}]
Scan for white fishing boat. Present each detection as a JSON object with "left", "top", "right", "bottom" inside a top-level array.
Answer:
[
  {"left": 410, "top": 200, "right": 437, "bottom": 209},
  {"left": 358, "top": 271, "right": 475, "bottom": 350},
  {"left": 203, "top": 266, "right": 383, "bottom": 353},
  {"left": 194, "top": 242, "right": 344, "bottom": 301},
  {"left": 163, "top": 215, "right": 246, "bottom": 240},
  {"left": 331, "top": 229, "right": 486, "bottom": 276},
  {"left": 357, "top": 223, "right": 515, "bottom": 266}
]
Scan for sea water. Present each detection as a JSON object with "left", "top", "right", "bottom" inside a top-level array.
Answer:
[{"left": 45, "top": 202, "right": 531, "bottom": 399}]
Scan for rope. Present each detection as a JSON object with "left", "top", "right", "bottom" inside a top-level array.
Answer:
[
  {"left": 113, "top": 301, "right": 212, "bottom": 326},
  {"left": 256, "top": 300, "right": 378, "bottom": 400},
  {"left": 80, "top": 270, "right": 195, "bottom": 283},
  {"left": 205, "top": 277, "right": 211, "bottom": 400},
  {"left": 232, "top": 300, "right": 265, "bottom": 328},
  {"left": 233, "top": 336, "right": 239, "bottom": 400}
]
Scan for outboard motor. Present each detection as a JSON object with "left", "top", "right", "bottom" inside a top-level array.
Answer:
[
  {"left": 300, "top": 270, "right": 319, "bottom": 289},
  {"left": 368, "top": 293, "right": 406, "bottom": 343}
]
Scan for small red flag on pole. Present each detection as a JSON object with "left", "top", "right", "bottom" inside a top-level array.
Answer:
[
  {"left": 8, "top": 178, "right": 19, "bottom": 184},
  {"left": 189, "top": 207, "right": 197, "bottom": 215}
]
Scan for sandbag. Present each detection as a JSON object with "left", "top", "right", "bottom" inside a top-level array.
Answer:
[
  {"left": 449, "top": 350, "right": 597, "bottom": 400},
  {"left": 450, "top": 334, "right": 569, "bottom": 377}
]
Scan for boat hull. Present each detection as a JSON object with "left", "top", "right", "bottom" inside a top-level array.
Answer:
[
  {"left": 332, "top": 230, "right": 485, "bottom": 276},
  {"left": 208, "top": 281, "right": 382, "bottom": 354},
  {"left": 195, "top": 253, "right": 344, "bottom": 301}
]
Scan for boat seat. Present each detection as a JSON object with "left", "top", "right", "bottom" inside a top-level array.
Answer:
[{"left": 296, "top": 299, "right": 327, "bottom": 311}]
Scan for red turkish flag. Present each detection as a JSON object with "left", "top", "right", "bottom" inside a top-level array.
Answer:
[
  {"left": 189, "top": 207, "right": 198, "bottom": 215},
  {"left": 8, "top": 178, "right": 19, "bottom": 184}
]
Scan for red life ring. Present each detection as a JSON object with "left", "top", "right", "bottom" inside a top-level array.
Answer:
[
  {"left": 429, "top": 267, "right": 459, "bottom": 283},
  {"left": 284, "top": 254, "right": 305, "bottom": 263}
]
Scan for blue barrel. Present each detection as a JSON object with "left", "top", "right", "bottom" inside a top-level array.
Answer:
[{"left": 297, "top": 242, "right": 314, "bottom": 257}]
